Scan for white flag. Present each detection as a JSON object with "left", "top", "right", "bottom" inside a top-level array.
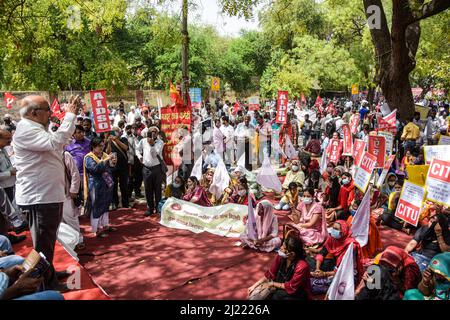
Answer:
[
  {"left": 271, "top": 132, "right": 287, "bottom": 158},
  {"left": 319, "top": 149, "right": 328, "bottom": 175},
  {"left": 245, "top": 196, "right": 257, "bottom": 240},
  {"left": 256, "top": 155, "right": 282, "bottom": 192},
  {"left": 284, "top": 135, "right": 297, "bottom": 159},
  {"left": 190, "top": 155, "right": 203, "bottom": 181},
  {"left": 237, "top": 152, "right": 245, "bottom": 168},
  {"left": 351, "top": 186, "right": 371, "bottom": 247},
  {"left": 209, "top": 158, "right": 230, "bottom": 199},
  {"left": 327, "top": 243, "right": 355, "bottom": 300}
]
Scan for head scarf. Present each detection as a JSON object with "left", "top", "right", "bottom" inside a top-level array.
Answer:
[
  {"left": 382, "top": 173, "right": 397, "bottom": 195},
  {"left": 379, "top": 246, "right": 409, "bottom": 269},
  {"left": 255, "top": 200, "right": 277, "bottom": 239},
  {"left": 429, "top": 252, "right": 450, "bottom": 282},
  {"left": 325, "top": 220, "right": 364, "bottom": 281}
]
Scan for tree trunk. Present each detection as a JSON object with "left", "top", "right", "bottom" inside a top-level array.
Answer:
[{"left": 381, "top": 73, "right": 415, "bottom": 120}]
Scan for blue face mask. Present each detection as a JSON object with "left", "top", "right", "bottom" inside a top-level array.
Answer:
[
  {"left": 341, "top": 178, "right": 350, "bottom": 185},
  {"left": 435, "top": 279, "right": 450, "bottom": 299},
  {"left": 329, "top": 228, "right": 341, "bottom": 239},
  {"left": 350, "top": 209, "right": 357, "bottom": 216}
]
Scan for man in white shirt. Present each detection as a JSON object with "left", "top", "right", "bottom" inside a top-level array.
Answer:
[
  {"left": 212, "top": 119, "right": 225, "bottom": 160},
  {"left": 255, "top": 114, "right": 272, "bottom": 165},
  {"left": 113, "top": 108, "right": 127, "bottom": 127},
  {"left": 12, "top": 94, "right": 81, "bottom": 291},
  {"left": 136, "top": 126, "right": 164, "bottom": 217},
  {"left": 220, "top": 116, "right": 235, "bottom": 170},
  {"left": 235, "top": 115, "right": 255, "bottom": 171}
]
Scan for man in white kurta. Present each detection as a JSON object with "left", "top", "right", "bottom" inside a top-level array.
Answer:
[
  {"left": 212, "top": 119, "right": 225, "bottom": 160},
  {"left": 220, "top": 116, "right": 235, "bottom": 170}
]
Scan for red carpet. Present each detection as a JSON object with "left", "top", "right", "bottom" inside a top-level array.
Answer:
[{"left": 12, "top": 233, "right": 110, "bottom": 300}]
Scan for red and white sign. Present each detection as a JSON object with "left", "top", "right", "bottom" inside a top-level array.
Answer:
[
  {"left": 353, "top": 139, "right": 366, "bottom": 167},
  {"left": 377, "top": 109, "right": 397, "bottom": 134},
  {"left": 395, "top": 181, "right": 425, "bottom": 227},
  {"left": 4, "top": 92, "right": 16, "bottom": 109},
  {"left": 326, "top": 138, "right": 343, "bottom": 165},
  {"left": 377, "top": 131, "right": 394, "bottom": 156},
  {"left": 51, "top": 98, "right": 66, "bottom": 121},
  {"left": 354, "top": 152, "right": 377, "bottom": 192},
  {"left": 424, "top": 145, "right": 450, "bottom": 164},
  {"left": 342, "top": 124, "right": 353, "bottom": 156},
  {"left": 375, "top": 155, "right": 396, "bottom": 188},
  {"left": 368, "top": 135, "right": 386, "bottom": 168},
  {"left": 248, "top": 96, "right": 260, "bottom": 111},
  {"left": 89, "top": 90, "right": 112, "bottom": 133},
  {"left": 349, "top": 114, "right": 360, "bottom": 135},
  {"left": 276, "top": 91, "right": 288, "bottom": 124},
  {"left": 425, "top": 159, "right": 450, "bottom": 206},
  {"left": 315, "top": 95, "right": 323, "bottom": 107}
]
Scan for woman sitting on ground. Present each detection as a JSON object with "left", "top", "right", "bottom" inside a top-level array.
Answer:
[
  {"left": 240, "top": 200, "right": 281, "bottom": 252},
  {"left": 164, "top": 176, "right": 185, "bottom": 199},
  {"left": 200, "top": 168, "right": 216, "bottom": 203},
  {"left": 247, "top": 234, "right": 312, "bottom": 300},
  {"left": 404, "top": 252, "right": 450, "bottom": 300},
  {"left": 281, "top": 160, "right": 305, "bottom": 191},
  {"left": 307, "top": 220, "right": 364, "bottom": 284},
  {"left": 404, "top": 213, "right": 450, "bottom": 272},
  {"left": 288, "top": 188, "right": 327, "bottom": 247},
  {"left": 322, "top": 165, "right": 341, "bottom": 209},
  {"left": 182, "top": 176, "right": 212, "bottom": 207},
  {"left": 229, "top": 177, "right": 256, "bottom": 206},
  {"left": 232, "top": 167, "right": 262, "bottom": 199},
  {"left": 326, "top": 172, "right": 355, "bottom": 223},
  {"left": 275, "top": 182, "right": 300, "bottom": 211},
  {"left": 84, "top": 137, "right": 117, "bottom": 238}
]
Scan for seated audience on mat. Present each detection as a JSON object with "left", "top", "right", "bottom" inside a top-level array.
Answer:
[
  {"left": 164, "top": 176, "right": 185, "bottom": 199},
  {"left": 275, "top": 182, "right": 300, "bottom": 211},
  {"left": 229, "top": 177, "right": 256, "bottom": 206},
  {"left": 247, "top": 234, "right": 312, "bottom": 300},
  {"left": 240, "top": 200, "right": 281, "bottom": 252},
  {"left": 322, "top": 165, "right": 341, "bottom": 209},
  {"left": 404, "top": 252, "right": 450, "bottom": 300},
  {"left": 326, "top": 172, "right": 355, "bottom": 223},
  {"left": 232, "top": 167, "right": 262, "bottom": 199},
  {"left": 281, "top": 160, "right": 305, "bottom": 191},
  {"left": 404, "top": 213, "right": 450, "bottom": 272},
  {"left": 182, "top": 176, "right": 212, "bottom": 207},
  {"left": 288, "top": 188, "right": 327, "bottom": 247},
  {"left": 200, "top": 168, "right": 216, "bottom": 204}
]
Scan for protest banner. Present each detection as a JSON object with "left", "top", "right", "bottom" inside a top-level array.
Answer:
[
  {"left": 349, "top": 114, "right": 360, "bottom": 135},
  {"left": 406, "top": 165, "right": 429, "bottom": 186},
  {"left": 160, "top": 105, "right": 192, "bottom": 165},
  {"left": 395, "top": 181, "right": 425, "bottom": 227},
  {"left": 342, "top": 124, "right": 353, "bottom": 156},
  {"left": 50, "top": 98, "right": 65, "bottom": 121},
  {"left": 248, "top": 96, "right": 260, "bottom": 111},
  {"left": 425, "top": 159, "right": 450, "bottom": 207},
  {"left": 211, "top": 77, "right": 220, "bottom": 91},
  {"left": 189, "top": 88, "right": 202, "bottom": 109},
  {"left": 375, "top": 155, "right": 395, "bottom": 188},
  {"left": 276, "top": 91, "right": 288, "bottom": 124},
  {"left": 378, "top": 131, "right": 394, "bottom": 156},
  {"left": 89, "top": 89, "right": 112, "bottom": 133},
  {"left": 424, "top": 145, "right": 450, "bottom": 164},
  {"left": 377, "top": 109, "right": 397, "bottom": 134},
  {"left": 353, "top": 139, "right": 366, "bottom": 167},
  {"left": 354, "top": 152, "right": 377, "bottom": 192},
  {"left": 160, "top": 197, "right": 246, "bottom": 238},
  {"left": 439, "top": 135, "right": 450, "bottom": 145},
  {"left": 315, "top": 95, "right": 323, "bottom": 107},
  {"left": 368, "top": 135, "right": 386, "bottom": 168},
  {"left": 327, "top": 138, "right": 343, "bottom": 165}
]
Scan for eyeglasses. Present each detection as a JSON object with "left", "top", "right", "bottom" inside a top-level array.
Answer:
[{"left": 35, "top": 106, "right": 51, "bottom": 112}]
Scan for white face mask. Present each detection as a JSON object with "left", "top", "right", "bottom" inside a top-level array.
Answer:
[
  {"left": 388, "top": 181, "right": 396, "bottom": 187},
  {"left": 237, "top": 190, "right": 247, "bottom": 197},
  {"left": 173, "top": 182, "right": 182, "bottom": 188},
  {"left": 303, "top": 197, "right": 313, "bottom": 205},
  {"left": 292, "top": 165, "right": 299, "bottom": 172},
  {"left": 277, "top": 250, "right": 288, "bottom": 258}
]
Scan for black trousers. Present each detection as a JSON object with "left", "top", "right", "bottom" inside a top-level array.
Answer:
[
  {"left": 129, "top": 157, "right": 143, "bottom": 196},
  {"left": 143, "top": 164, "right": 163, "bottom": 213},
  {"left": 113, "top": 168, "right": 129, "bottom": 207},
  {"left": 244, "top": 141, "right": 252, "bottom": 171},
  {"left": 3, "top": 187, "right": 14, "bottom": 202},
  {"left": 19, "top": 203, "right": 63, "bottom": 289}
]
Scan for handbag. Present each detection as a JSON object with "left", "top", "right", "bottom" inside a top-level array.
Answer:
[{"left": 247, "top": 281, "right": 275, "bottom": 300}]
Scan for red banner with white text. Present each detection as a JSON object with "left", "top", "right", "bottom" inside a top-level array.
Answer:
[
  {"left": 89, "top": 90, "right": 112, "bottom": 133},
  {"left": 342, "top": 124, "right": 353, "bottom": 156},
  {"left": 276, "top": 91, "right": 288, "bottom": 124}
]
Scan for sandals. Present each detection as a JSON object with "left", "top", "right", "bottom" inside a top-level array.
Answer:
[
  {"left": 95, "top": 231, "right": 108, "bottom": 238},
  {"left": 104, "top": 226, "right": 117, "bottom": 232}
]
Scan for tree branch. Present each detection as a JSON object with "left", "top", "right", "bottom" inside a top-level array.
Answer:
[{"left": 409, "top": 0, "right": 450, "bottom": 25}]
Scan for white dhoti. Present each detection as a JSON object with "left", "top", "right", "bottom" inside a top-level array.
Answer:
[{"left": 62, "top": 197, "right": 83, "bottom": 244}]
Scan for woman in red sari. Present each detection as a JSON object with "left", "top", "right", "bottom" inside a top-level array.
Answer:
[
  {"left": 230, "top": 177, "right": 256, "bottom": 207},
  {"left": 182, "top": 176, "right": 212, "bottom": 207}
]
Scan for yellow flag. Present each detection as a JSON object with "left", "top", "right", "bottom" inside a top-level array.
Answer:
[{"left": 211, "top": 77, "right": 220, "bottom": 91}]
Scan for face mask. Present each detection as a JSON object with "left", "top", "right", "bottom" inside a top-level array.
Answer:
[
  {"left": 435, "top": 279, "right": 450, "bottom": 299},
  {"left": 173, "top": 182, "right": 181, "bottom": 188},
  {"left": 350, "top": 209, "right": 357, "bottom": 216},
  {"left": 238, "top": 190, "right": 247, "bottom": 197},
  {"left": 277, "top": 250, "right": 288, "bottom": 259},
  {"left": 329, "top": 228, "right": 341, "bottom": 239},
  {"left": 292, "top": 165, "right": 299, "bottom": 172},
  {"left": 341, "top": 178, "right": 350, "bottom": 185},
  {"left": 388, "top": 181, "right": 396, "bottom": 187},
  {"left": 303, "top": 197, "right": 313, "bottom": 205}
]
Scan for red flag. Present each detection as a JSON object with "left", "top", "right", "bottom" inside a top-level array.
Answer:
[
  {"left": 301, "top": 93, "right": 306, "bottom": 105},
  {"left": 315, "top": 95, "right": 323, "bottom": 107},
  {"left": 51, "top": 98, "right": 66, "bottom": 121},
  {"left": 169, "top": 81, "right": 184, "bottom": 107},
  {"left": 4, "top": 92, "right": 16, "bottom": 109},
  {"left": 232, "top": 101, "right": 241, "bottom": 115}
]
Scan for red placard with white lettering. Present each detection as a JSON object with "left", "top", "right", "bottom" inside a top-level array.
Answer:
[
  {"left": 276, "top": 91, "right": 288, "bottom": 124},
  {"left": 368, "top": 135, "right": 386, "bottom": 168},
  {"left": 395, "top": 181, "right": 425, "bottom": 227},
  {"left": 425, "top": 158, "right": 450, "bottom": 206},
  {"left": 354, "top": 152, "right": 377, "bottom": 192},
  {"left": 89, "top": 90, "right": 112, "bottom": 133},
  {"left": 51, "top": 98, "right": 65, "bottom": 121},
  {"left": 342, "top": 124, "right": 353, "bottom": 156},
  {"left": 353, "top": 139, "right": 366, "bottom": 167},
  {"left": 349, "top": 114, "right": 360, "bottom": 135},
  {"left": 377, "top": 109, "right": 397, "bottom": 134},
  {"left": 326, "top": 138, "right": 343, "bottom": 165}
]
